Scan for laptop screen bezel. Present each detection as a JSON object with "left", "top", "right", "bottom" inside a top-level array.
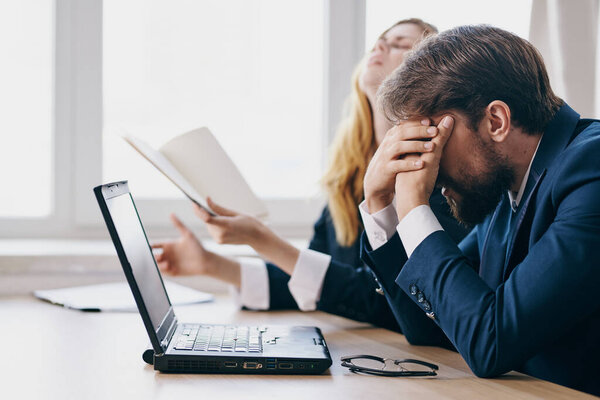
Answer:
[{"left": 94, "top": 181, "right": 176, "bottom": 354}]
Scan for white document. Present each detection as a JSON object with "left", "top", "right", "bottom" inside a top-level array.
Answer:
[
  {"left": 34, "top": 280, "right": 214, "bottom": 312},
  {"left": 123, "top": 127, "right": 268, "bottom": 219}
]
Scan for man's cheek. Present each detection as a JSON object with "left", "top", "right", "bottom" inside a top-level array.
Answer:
[
  {"left": 438, "top": 132, "right": 461, "bottom": 172},
  {"left": 438, "top": 150, "right": 451, "bottom": 176}
]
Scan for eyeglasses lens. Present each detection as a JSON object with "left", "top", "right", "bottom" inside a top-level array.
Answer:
[
  {"left": 350, "top": 358, "right": 433, "bottom": 373},
  {"left": 349, "top": 357, "right": 386, "bottom": 370}
]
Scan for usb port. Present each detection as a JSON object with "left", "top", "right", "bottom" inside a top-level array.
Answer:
[
  {"left": 243, "top": 362, "right": 263, "bottom": 369},
  {"left": 278, "top": 363, "right": 293, "bottom": 369},
  {"left": 223, "top": 362, "right": 237, "bottom": 368},
  {"left": 266, "top": 364, "right": 277, "bottom": 369},
  {"left": 266, "top": 358, "right": 277, "bottom": 363}
]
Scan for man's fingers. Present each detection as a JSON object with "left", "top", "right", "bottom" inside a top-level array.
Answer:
[
  {"left": 388, "top": 158, "right": 425, "bottom": 174},
  {"left": 386, "top": 123, "right": 438, "bottom": 142},
  {"left": 387, "top": 140, "right": 434, "bottom": 159},
  {"left": 417, "top": 115, "right": 454, "bottom": 166},
  {"left": 170, "top": 213, "right": 190, "bottom": 235},
  {"left": 207, "top": 197, "right": 237, "bottom": 217},
  {"left": 434, "top": 115, "right": 454, "bottom": 148}
]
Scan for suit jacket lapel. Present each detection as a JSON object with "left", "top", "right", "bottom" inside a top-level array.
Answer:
[
  {"left": 502, "top": 168, "right": 545, "bottom": 279},
  {"left": 501, "top": 103, "right": 580, "bottom": 279},
  {"left": 479, "top": 201, "right": 506, "bottom": 288}
]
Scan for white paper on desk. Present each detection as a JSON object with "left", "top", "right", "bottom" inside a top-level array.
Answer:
[{"left": 33, "top": 280, "right": 213, "bottom": 312}]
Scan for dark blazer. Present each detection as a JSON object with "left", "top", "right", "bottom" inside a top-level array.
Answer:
[
  {"left": 361, "top": 104, "right": 600, "bottom": 395},
  {"left": 266, "top": 188, "right": 468, "bottom": 335}
]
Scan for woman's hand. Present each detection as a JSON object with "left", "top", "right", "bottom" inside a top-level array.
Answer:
[
  {"left": 152, "top": 213, "right": 214, "bottom": 276},
  {"left": 193, "top": 197, "right": 267, "bottom": 247},
  {"left": 195, "top": 198, "right": 300, "bottom": 275}
]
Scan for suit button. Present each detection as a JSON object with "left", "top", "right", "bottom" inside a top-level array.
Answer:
[
  {"left": 410, "top": 285, "right": 418, "bottom": 295},
  {"left": 417, "top": 292, "right": 425, "bottom": 303},
  {"left": 423, "top": 301, "right": 431, "bottom": 311}
]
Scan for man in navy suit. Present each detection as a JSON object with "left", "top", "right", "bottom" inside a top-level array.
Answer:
[
  {"left": 266, "top": 188, "right": 467, "bottom": 346},
  {"left": 359, "top": 25, "right": 600, "bottom": 395}
]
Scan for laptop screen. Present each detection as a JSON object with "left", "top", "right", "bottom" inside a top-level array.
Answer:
[{"left": 106, "top": 192, "right": 172, "bottom": 330}]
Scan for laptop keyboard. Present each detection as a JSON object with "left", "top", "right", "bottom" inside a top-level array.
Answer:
[{"left": 173, "top": 324, "right": 263, "bottom": 353}]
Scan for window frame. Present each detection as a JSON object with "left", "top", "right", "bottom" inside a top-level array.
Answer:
[{"left": 1, "top": 0, "right": 367, "bottom": 240}]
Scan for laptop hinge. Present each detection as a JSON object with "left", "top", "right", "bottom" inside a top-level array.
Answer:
[{"left": 159, "top": 317, "right": 178, "bottom": 354}]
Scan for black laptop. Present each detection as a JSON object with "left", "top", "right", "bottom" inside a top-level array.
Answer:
[{"left": 94, "top": 181, "right": 332, "bottom": 374}]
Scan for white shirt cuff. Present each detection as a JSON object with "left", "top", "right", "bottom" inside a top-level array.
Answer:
[
  {"left": 359, "top": 200, "right": 399, "bottom": 250},
  {"left": 287, "top": 249, "right": 331, "bottom": 311},
  {"left": 396, "top": 205, "right": 443, "bottom": 258},
  {"left": 231, "top": 257, "right": 270, "bottom": 310}
]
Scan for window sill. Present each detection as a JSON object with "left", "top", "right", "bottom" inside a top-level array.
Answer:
[{"left": 0, "top": 238, "right": 307, "bottom": 296}]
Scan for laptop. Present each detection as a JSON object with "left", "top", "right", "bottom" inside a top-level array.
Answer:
[{"left": 94, "top": 181, "right": 332, "bottom": 374}]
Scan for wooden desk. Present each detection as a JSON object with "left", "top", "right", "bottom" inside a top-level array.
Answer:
[{"left": 0, "top": 295, "right": 594, "bottom": 399}]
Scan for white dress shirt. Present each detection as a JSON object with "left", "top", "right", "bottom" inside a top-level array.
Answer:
[{"left": 234, "top": 249, "right": 331, "bottom": 311}]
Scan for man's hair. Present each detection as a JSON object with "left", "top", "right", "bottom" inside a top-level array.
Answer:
[{"left": 378, "top": 25, "right": 563, "bottom": 134}]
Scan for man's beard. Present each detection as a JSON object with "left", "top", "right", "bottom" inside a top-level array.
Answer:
[{"left": 437, "top": 141, "right": 515, "bottom": 227}]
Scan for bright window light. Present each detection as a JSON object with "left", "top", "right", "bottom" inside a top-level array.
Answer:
[
  {"left": 365, "top": 0, "right": 533, "bottom": 49},
  {"left": 103, "top": 0, "right": 324, "bottom": 199},
  {"left": 0, "top": 0, "right": 53, "bottom": 217}
]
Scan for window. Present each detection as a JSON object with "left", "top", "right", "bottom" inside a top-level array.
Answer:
[
  {"left": 103, "top": 0, "right": 324, "bottom": 200},
  {"left": 365, "top": 0, "right": 533, "bottom": 49},
  {"left": 0, "top": 0, "right": 53, "bottom": 217},
  {"left": 0, "top": 0, "right": 345, "bottom": 239},
  {"left": 3, "top": 0, "right": 555, "bottom": 240}
]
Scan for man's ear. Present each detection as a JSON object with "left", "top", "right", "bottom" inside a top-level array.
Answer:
[{"left": 484, "top": 100, "right": 511, "bottom": 143}]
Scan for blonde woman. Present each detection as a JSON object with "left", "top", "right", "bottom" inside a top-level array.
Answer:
[{"left": 153, "top": 19, "right": 467, "bottom": 337}]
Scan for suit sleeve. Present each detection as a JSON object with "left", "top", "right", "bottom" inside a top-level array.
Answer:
[
  {"left": 317, "top": 256, "right": 402, "bottom": 331},
  {"left": 395, "top": 143, "right": 600, "bottom": 377},
  {"left": 264, "top": 262, "right": 299, "bottom": 310},
  {"left": 359, "top": 189, "right": 470, "bottom": 344},
  {"left": 265, "top": 207, "right": 333, "bottom": 310}
]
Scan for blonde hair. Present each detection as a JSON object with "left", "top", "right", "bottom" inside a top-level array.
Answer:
[{"left": 321, "top": 18, "right": 438, "bottom": 246}]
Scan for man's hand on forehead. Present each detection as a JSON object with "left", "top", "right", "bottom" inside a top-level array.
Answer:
[
  {"left": 393, "top": 115, "right": 455, "bottom": 221},
  {"left": 363, "top": 118, "right": 438, "bottom": 214}
]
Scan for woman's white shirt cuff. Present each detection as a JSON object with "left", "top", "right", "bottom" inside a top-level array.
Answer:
[
  {"left": 287, "top": 249, "right": 331, "bottom": 311},
  {"left": 232, "top": 257, "right": 270, "bottom": 310}
]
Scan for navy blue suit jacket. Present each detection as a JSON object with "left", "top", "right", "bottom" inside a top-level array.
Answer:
[
  {"left": 361, "top": 104, "right": 600, "bottom": 395},
  {"left": 265, "top": 188, "right": 468, "bottom": 337}
]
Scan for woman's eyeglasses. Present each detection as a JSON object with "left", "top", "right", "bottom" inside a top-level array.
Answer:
[{"left": 341, "top": 355, "right": 438, "bottom": 377}]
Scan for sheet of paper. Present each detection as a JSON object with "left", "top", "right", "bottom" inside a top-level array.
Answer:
[
  {"left": 122, "top": 135, "right": 213, "bottom": 212},
  {"left": 159, "top": 127, "right": 268, "bottom": 219},
  {"left": 34, "top": 280, "right": 214, "bottom": 312}
]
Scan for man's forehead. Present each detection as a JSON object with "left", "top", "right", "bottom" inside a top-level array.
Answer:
[
  {"left": 424, "top": 111, "right": 465, "bottom": 125},
  {"left": 395, "top": 110, "right": 467, "bottom": 126}
]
